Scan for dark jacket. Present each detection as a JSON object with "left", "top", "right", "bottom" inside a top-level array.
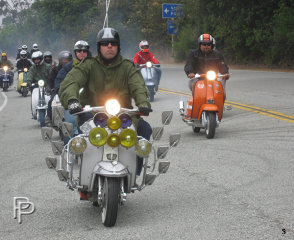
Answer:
[
  {"left": 47, "top": 64, "right": 63, "bottom": 89},
  {"left": 184, "top": 49, "right": 229, "bottom": 75},
  {"left": 16, "top": 59, "right": 33, "bottom": 71}
]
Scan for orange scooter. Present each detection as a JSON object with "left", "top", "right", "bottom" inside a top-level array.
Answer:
[{"left": 179, "top": 70, "right": 229, "bottom": 139}]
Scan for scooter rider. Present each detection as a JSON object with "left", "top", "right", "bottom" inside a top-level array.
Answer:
[
  {"left": 46, "top": 50, "right": 73, "bottom": 126},
  {"left": 54, "top": 40, "right": 92, "bottom": 142},
  {"left": 133, "top": 40, "right": 161, "bottom": 83},
  {"left": 16, "top": 50, "right": 33, "bottom": 71},
  {"left": 184, "top": 33, "right": 229, "bottom": 93},
  {"left": 54, "top": 40, "right": 92, "bottom": 93},
  {"left": 27, "top": 51, "right": 51, "bottom": 91},
  {"left": 0, "top": 53, "right": 14, "bottom": 86},
  {"left": 43, "top": 51, "right": 54, "bottom": 66},
  {"left": 59, "top": 28, "right": 153, "bottom": 176},
  {"left": 30, "top": 43, "right": 39, "bottom": 56}
]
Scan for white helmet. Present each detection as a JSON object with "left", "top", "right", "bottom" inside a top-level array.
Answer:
[
  {"left": 139, "top": 40, "right": 149, "bottom": 52},
  {"left": 33, "top": 43, "right": 38, "bottom": 50},
  {"left": 20, "top": 50, "right": 27, "bottom": 59},
  {"left": 31, "top": 51, "right": 43, "bottom": 65}
]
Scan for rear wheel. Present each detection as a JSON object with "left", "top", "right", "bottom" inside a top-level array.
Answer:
[
  {"left": 205, "top": 112, "right": 216, "bottom": 139},
  {"left": 101, "top": 177, "right": 120, "bottom": 227}
]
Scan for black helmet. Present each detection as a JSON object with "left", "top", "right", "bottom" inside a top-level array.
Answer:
[
  {"left": 96, "top": 28, "right": 120, "bottom": 47},
  {"left": 44, "top": 51, "right": 52, "bottom": 64},
  {"left": 31, "top": 51, "right": 43, "bottom": 66},
  {"left": 58, "top": 50, "right": 72, "bottom": 65},
  {"left": 198, "top": 33, "right": 214, "bottom": 49}
]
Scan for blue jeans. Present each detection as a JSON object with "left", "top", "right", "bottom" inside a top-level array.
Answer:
[
  {"left": 64, "top": 110, "right": 78, "bottom": 144},
  {"left": 77, "top": 113, "right": 152, "bottom": 175}
]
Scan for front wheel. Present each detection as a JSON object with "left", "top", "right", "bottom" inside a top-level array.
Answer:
[
  {"left": 101, "top": 177, "right": 120, "bottom": 227},
  {"left": 38, "top": 109, "right": 46, "bottom": 127},
  {"left": 205, "top": 112, "right": 216, "bottom": 139},
  {"left": 22, "top": 87, "right": 28, "bottom": 97},
  {"left": 3, "top": 82, "right": 8, "bottom": 92},
  {"left": 147, "top": 86, "right": 155, "bottom": 102}
]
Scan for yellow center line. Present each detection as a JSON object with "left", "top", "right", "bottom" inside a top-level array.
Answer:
[{"left": 158, "top": 88, "right": 294, "bottom": 123}]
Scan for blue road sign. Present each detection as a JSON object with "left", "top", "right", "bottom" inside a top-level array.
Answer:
[
  {"left": 168, "top": 20, "right": 178, "bottom": 35},
  {"left": 162, "top": 3, "right": 183, "bottom": 18}
]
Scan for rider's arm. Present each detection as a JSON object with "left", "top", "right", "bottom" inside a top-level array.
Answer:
[
  {"left": 149, "top": 52, "right": 160, "bottom": 64},
  {"left": 133, "top": 52, "right": 140, "bottom": 65},
  {"left": 184, "top": 50, "right": 197, "bottom": 77},
  {"left": 59, "top": 60, "right": 90, "bottom": 109},
  {"left": 127, "top": 62, "right": 151, "bottom": 109}
]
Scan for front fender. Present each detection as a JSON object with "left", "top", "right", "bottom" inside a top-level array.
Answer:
[
  {"left": 198, "top": 104, "right": 218, "bottom": 119},
  {"left": 89, "top": 161, "right": 129, "bottom": 192}
]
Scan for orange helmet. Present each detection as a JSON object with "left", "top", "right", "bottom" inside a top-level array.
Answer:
[{"left": 139, "top": 40, "right": 149, "bottom": 52}]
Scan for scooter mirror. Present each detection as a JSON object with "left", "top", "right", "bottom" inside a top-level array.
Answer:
[
  {"left": 169, "top": 133, "right": 181, "bottom": 147},
  {"left": 41, "top": 127, "right": 53, "bottom": 141},
  {"left": 162, "top": 111, "right": 173, "bottom": 125},
  {"left": 51, "top": 141, "right": 64, "bottom": 155},
  {"left": 152, "top": 127, "right": 164, "bottom": 141},
  {"left": 52, "top": 106, "right": 65, "bottom": 126},
  {"left": 61, "top": 122, "right": 73, "bottom": 137},
  {"left": 157, "top": 146, "right": 169, "bottom": 159},
  {"left": 45, "top": 157, "right": 57, "bottom": 169},
  {"left": 144, "top": 174, "right": 156, "bottom": 186},
  {"left": 158, "top": 162, "right": 170, "bottom": 174}
]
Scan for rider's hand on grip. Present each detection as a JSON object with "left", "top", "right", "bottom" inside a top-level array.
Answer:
[
  {"left": 138, "top": 107, "right": 153, "bottom": 116},
  {"left": 68, "top": 99, "right": 82, "bottom": 114},
  {"left": 188, "top": 73, "right": 195, "bottom": 79}
]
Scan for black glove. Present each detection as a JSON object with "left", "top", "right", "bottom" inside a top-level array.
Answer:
[
  {"left": 68, "top": 99, "right": 82, "bottom": 114},
  {"left": 138, "top": 107, "right": 153, "bottom": 116}
]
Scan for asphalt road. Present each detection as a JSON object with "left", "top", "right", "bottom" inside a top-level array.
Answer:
[{"left": 0, "top": 65, "right": 294, "bottom": 240}]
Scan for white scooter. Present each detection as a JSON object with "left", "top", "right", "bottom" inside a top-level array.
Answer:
[
  {"left": 42, "top": 99, "right": 180, "bottom": 227},
  {"left": 139, "top": 61, "right": 160, "bottom": 102},
  {"left": 31, "top": 80, "right": 50, "bottom": 127}
]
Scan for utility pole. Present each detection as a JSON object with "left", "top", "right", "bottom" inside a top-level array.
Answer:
[{"left": 103, "top": 0, "right": 111, "bottom": 28}]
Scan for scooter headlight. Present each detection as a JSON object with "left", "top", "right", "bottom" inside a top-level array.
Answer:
[
  {"left": 119, "top": 113, "right": 132, "bottom": 128},
  {"left": 135, "top": 139, "right": 152, "bottom": 157},
  {"left": 24, "top": 68, "right": 28, "bottom": 72},
  {"left": 38, "top": 80, "right": 45, "bottom": 87},
  {"left": 107, "top": 133, "right": 121, "bottom": 147},
  {"left": 94, "top": 112, "right": 108, "bottom": 127},
  {"left": 3, "top": 66, "right": 8, "bottom": 71},
  {"left": 146, "top": 61, "right": 152, "bottom": 68},
  {"left": 70, "top": 137, "right": 87, "bottom": 154},
  {"left": 107, "top": 116, "right": 121, "bottom": 130},
  {"left": 207, "top": 71, "right": 216, "bottom": 81},
  {"left": 105, "top": 99, "right": 120, "bottom": 115},
  {"left": 89, "top": 127, "right": 108, "bottom": 146},
  {"left": 119, "top": 128, "right": 137, "bottom": 148}
]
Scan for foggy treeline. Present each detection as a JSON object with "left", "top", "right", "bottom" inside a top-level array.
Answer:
[{"left": 0, "top": 0, "right": 294, "bottom": 66}]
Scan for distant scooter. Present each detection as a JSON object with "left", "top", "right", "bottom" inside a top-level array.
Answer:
[
  {"left": 17, "top": 67, "right": 30, "bottom": 97},
  {"left": 31, "top": 80, "right": 50, "bottom": 127},
  {"left": 139, "top": 61, "right": 161, "bottom": 102},
  {"left": 0, "top": 66, "right": 11, "bottom": 92},
  {"left": 179, "top": 70, "right": 229, "bottom": 139}
]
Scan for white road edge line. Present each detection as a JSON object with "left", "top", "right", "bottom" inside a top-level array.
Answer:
[{"left": 0, "top": 92, "right": 8, "bottom": 112}]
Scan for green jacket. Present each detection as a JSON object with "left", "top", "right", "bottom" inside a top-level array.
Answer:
[
  {"left": 0, "top": 59, "right": 14, "bottom": 69},
  {"left": 27, "top": 63, "right": 51, "bottom": 84},
  {"left": 59, "top": 55, "right": 150, "bottom": 110}
]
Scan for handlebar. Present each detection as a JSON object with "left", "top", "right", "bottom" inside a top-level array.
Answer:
[{"left": 73, "top": 105, "right": 139, "bottom": 116}]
